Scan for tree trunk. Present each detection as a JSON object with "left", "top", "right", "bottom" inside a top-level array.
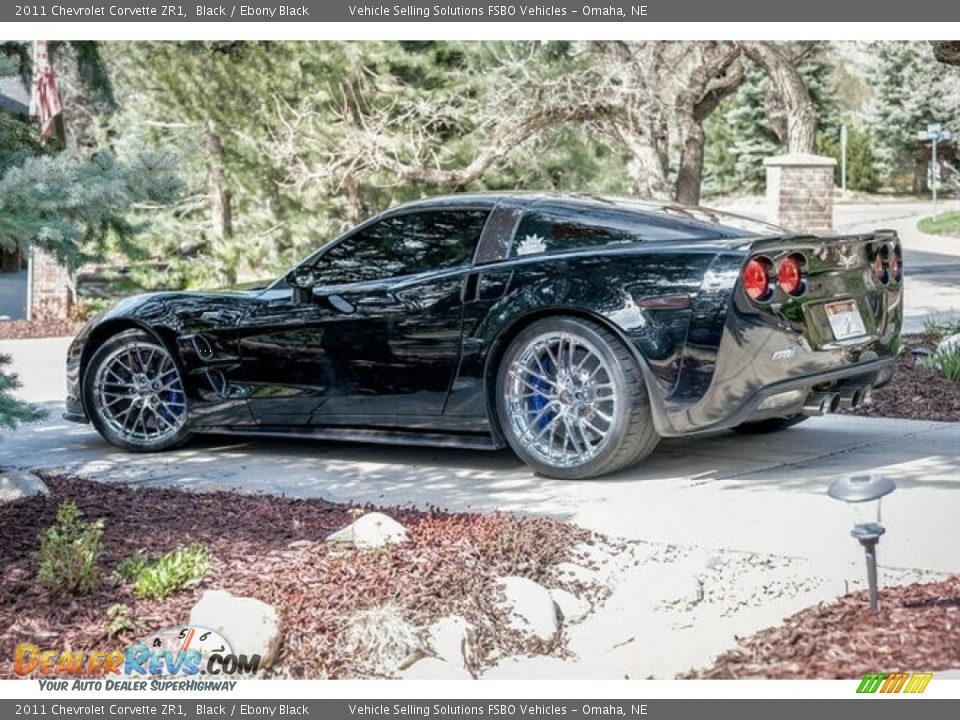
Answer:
[
  {"left": 344, "top": 176, "right": 362, "bottom": 227},
  {"left": 740, "top": 42, "right": 819, "bottom": 154},
  {"left": 206, "top": 126, "right": 235, "bottom": 284},
  {"left": 614, "top": 113, "right": 671, "bottom": 200},
  {"left": 674, "top": 45, "right": 745, "bottom": 206},
  {"left": 675, "top": 119, "right": 706, "bottom": 206}
]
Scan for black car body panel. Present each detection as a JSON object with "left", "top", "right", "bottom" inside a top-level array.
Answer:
[{"left": 65, "top": 192, "right": 902, "bottom": 446}]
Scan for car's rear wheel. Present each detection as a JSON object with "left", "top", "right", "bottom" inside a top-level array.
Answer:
[
  {"left": 495, "top": 317, "right": 659, "bottom": 480},
  {"left": 84, "top": 329, "right": 192, "bottom": 452},
  {"left": 732, "top": 414, "right": 808, "bottom": 434}
]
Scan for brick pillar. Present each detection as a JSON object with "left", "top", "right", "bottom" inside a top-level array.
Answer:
[
  {"left": 763, "top": 153, "right": 837, "bottom": 235},
  {"left": 27, "top": 248, "right": 72, "bottom": 321}
]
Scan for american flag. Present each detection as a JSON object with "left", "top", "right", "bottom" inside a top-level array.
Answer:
[{"left": 29, "top": 40, "right": 62, "bottom": 143}]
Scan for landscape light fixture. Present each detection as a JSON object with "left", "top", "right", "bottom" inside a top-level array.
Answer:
[{"left": 827, "top": 474, "right": 897, "bottom": 613}]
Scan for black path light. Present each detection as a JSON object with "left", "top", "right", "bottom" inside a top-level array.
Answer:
[{"left": 827, "top": 474, "right": 897, "bottom": 613}]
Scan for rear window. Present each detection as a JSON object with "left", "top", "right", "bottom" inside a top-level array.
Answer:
[{"left": 510, "top": 204, "right": 722, "bottom": 258}]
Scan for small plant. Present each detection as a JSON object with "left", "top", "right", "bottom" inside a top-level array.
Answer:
[
  {"left": 922, "top": 347, "right": 960, "bottom": 381},
  {"left": 115, "top": 551, "right": 150, "bottom": 583},
  {"left": 36, "top": 502, "right": 104, "bottom": 596},
  {"left": 339, "top": 603, "right": 420, "bottom": 677},
  {"left": 105, "top": 603, "right": 145, "bottom": 638},
  {"left": 922, "top": 317, "right": 960, "bottom": 337},
  {"left": 116, "top": 545, "right": 210, "bottom": 601}
]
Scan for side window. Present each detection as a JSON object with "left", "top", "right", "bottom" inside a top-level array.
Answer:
[
  {"left": 510, "top": 205, "right": 720, "bottom": 258},
  {"left": 313, "top": 209, "right": 488, "bottom": 285}
]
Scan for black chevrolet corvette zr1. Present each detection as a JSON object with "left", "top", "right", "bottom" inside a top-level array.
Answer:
[{"left": 65, "top": 193, "right": 902, "bottom": 479}]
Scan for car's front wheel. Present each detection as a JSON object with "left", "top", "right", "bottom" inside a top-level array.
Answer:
[
  {"left": 495, "top": 317, "right": 659, "bottom": 480},
  {"left": 84, "top": 329, "right": 192, "bottom": 452}
]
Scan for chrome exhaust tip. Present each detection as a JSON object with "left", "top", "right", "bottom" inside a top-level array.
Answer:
[
  {"left": 801, "top": 391, "right": 841, "bottom": 416},
  {"left": 839, "top": 386, "right": 871, "bottom": 410}
]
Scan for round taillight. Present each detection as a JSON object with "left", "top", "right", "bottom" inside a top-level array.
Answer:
[
  {"left": 873, "top": 246, "right": 889, "bottom": 285},
  {"left": 744, "top": 257, "right": 771, "bottom": 301},
  {"left": 777, "top": 255, "right": 805, "bottom": 296},
  {"left": 889, "top": 245, "right": 901, "bottom": 282}
]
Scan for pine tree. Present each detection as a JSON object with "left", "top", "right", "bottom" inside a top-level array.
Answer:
[
  {"left": 867, "top": 42, "right": 960, "bottom": 190},
  {"left": 0, "top": 42, "right": 178, "bottom": 431},
  {"left": 0, "top": 355, "right": 44, "bottom": 429}
]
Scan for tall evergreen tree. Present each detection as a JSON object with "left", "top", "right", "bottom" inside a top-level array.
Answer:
[{"left": 867, "top": 42, "right": 960, "bottom": 190}]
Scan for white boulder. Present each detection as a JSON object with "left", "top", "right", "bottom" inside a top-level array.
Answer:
[
  {"left": 0, "top": 470, "right": 49, "bottom": 503},
  {"left": 495, "top": 576, "right": 559, "bottom": 642},
  {"left": 326, "top": 512, "right": 408, "bottom": 547},
  {"left": 936, "top": 333, "right": 960, "bottom": 357},
  {"left": 189, "top": 589, "right": 281, "bottom": 669},
  {"left": 427, "top": 615, "right": 476, "bottom": 669}
]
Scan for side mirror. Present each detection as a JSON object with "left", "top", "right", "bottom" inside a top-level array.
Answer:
[
  {"left": 285, "top": 267, "right": 317, "bottom": 290},
  {"left": 285, "top": 267, "right": 317, "bottom": 305}
]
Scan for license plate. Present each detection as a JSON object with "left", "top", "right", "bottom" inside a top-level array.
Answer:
[{"left": 825, "top": 300, "right": 867, "bottom": 340}]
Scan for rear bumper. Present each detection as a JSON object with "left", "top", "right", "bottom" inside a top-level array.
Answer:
[{"left": 661, "top": 355, "right": 896, "bottom": 437}]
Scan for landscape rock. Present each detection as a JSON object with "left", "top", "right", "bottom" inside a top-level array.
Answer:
[
  {"left": 0, "top": 470, "right": 49, "bottom": 503},
  {"left": 401, "top": 656, "right": 472, "bottom": 680},
  {"left": 326, "top": 511, "right": 408, "bottom": 547},
  {"left": 189, "top": 589, "right": 281, "bottom": 669},
  {"left": 936, "top": 333, "right": 960, "bottom": 357},
  {"left": 550, "top": 588, "right": 590, "bottom": 625},
  {"left": 495, "top": 576, "right": 559, "bottom": 642},
  {"left": 427, "top": 615, "right": 476, "bottom": 669}
]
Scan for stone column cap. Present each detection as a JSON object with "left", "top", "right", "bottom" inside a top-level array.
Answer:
[{"left": 763, "top": 153, "right": 837, "bottom": 167}]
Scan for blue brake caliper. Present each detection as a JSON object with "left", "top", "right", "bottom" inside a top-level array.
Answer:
[
  {"left": 159, "top": 367, "right": 183, "bottom": 425},
  {"left": 528, "top": 353, "right": 553, "bottom": 429}
]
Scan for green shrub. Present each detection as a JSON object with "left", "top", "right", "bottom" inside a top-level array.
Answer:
[
  {"left": 116, "top": 545, "right": 210, "bottom": 601},
  {"left": 36, "top": 502, "right": 104, "bottom": 596},
  {"left": 922, "top": 348, "right": 960, "bottom": 381},
  {"left": 115, "top": 552, "right": 150, "bottom": 583}
]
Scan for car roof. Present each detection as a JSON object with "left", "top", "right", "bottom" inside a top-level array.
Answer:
[{"left": 389, "top": 192, "right": 784, "bottom": 235}]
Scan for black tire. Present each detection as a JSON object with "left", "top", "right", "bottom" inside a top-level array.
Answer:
[
  {"left": 83, "top": 329, "right": 192, "bottom": 452},
  {"left": 732, "top": 414, "right": 809, "bottom": 434},
  {"left": 495, "top": 316, "right": 659, "bottom": 480}
]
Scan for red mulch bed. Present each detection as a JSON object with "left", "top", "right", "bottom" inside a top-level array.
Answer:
[
  {"left": 0, "top": 319, "right": 82, "bottom": 340},
  {"left": 0, "top": 475, "right": 600, "bottom": 679},
  {"left": 687, "top": 576, "right": 960, "bottom": 678},
  {"left": 844, "top": 348, "right": 960, "bottom": 423}
]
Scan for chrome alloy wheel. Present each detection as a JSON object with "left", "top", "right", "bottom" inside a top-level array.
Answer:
[
  {"left": 92, "top": 342, "right": 187, "bottom": 446},
  {"left": 503, "top": 331, "right": 619, "bottom": 468}
]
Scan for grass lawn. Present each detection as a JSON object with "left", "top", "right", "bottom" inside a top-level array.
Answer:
[{"left": 918, "top": 211, "right": 960, "bottom": 237}]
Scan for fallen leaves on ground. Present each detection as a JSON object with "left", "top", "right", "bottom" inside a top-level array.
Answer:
[
  {"left": 687, "top": 576, "right": 960, "bottom": 678},
  {"left": 0, "top": 475, "right": 601, "bottom": 678},
  {"left": 0, "top": 319, "right": 81, "bottom": 340},
  {"left": 845, "top": 341, "right": 960, "bottom": 423}
]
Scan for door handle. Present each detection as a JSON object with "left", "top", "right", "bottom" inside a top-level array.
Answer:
[{"left": 461, "top": 273, "right": 479, "bottom": 302}]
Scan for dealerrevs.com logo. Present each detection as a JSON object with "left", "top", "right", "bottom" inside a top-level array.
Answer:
[
  {"left": 14, "top": 625, "right": 261, "bottom": 691},
  {"left": 857, "top": 672, "right": 933, "bottom": 694}
]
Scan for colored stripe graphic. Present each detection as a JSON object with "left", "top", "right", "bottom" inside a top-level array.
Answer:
[
  {"left": 857, "top": 672, "right": 931, "bottom": 694},
  {"left": 857, "top": 672, "right": 885, "bottom": 693},
  {"left": 903, "top": 673, "right": 933, "bottom": 694}
]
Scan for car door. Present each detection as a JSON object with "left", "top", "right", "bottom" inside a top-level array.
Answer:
[{"left": 233, "top": 208, "right": 490, "bottom": 428}]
